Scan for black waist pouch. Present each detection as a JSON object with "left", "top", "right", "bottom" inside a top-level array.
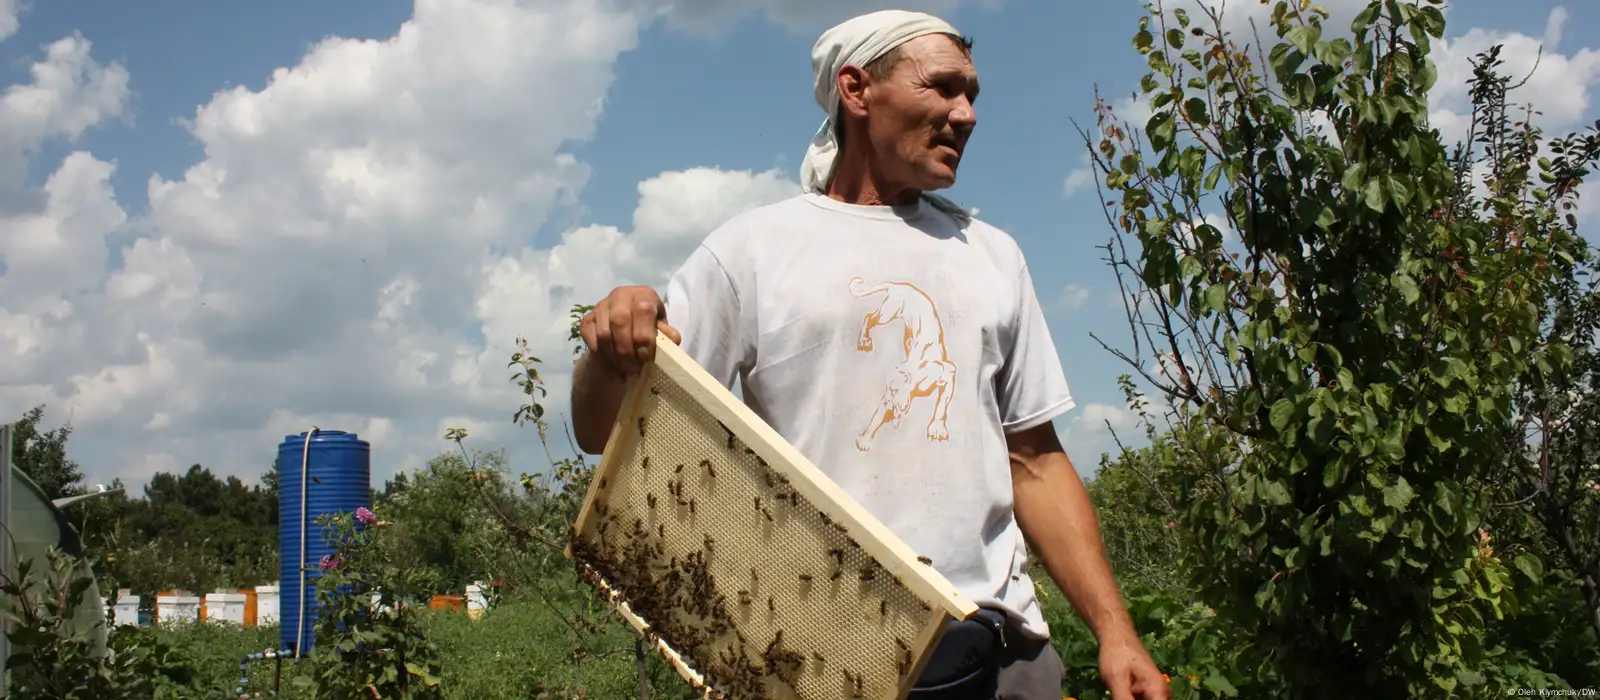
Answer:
[{"left": 908, "top": 607, "right": 1008, "bottom": 699}]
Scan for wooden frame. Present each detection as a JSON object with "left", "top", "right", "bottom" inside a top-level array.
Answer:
[{"left": 565, "top": 332, "right": 980, "bottom": 700}]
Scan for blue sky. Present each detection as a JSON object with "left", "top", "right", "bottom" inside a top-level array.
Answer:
[{"left": 2, "top": 0, "right": 1597, "bottom": 489}]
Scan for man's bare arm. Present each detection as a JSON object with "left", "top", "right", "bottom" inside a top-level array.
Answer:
[
  {"left": 571, "top": 352, "right": 630, "bottom": 455},
  {"left": 570, "top": 287, "right": 683, "bottom": 455},
  {"left": 1007, "top": 422, "right": 1137, "bottom": 641},
  {"left": 1008, "top": 421, "right": 1169, "bottom": 700}
]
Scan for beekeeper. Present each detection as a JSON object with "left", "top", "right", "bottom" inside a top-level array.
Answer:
[{"left": 571, "top": 9, "right": 1169, "bottom": 700}]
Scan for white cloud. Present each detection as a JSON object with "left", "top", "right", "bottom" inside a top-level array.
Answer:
[
  {"left": 657, "top": 0, "right": 991, "bottom": 33},
  {"left": 1057, "top": 401, "right": 1143, "bottom": 476},
  {"left": 1055, "top": 282, "right": 1090, "bottom": 312},
  {"left": 1428, "top": 8, "right": 1600, "bottom": 149},
  {"left": 1113, "top": 92, "right": 1153, "bottom": 130},
  {"left": 0, "top": 0, "right": 802, "bottom": 489},
  {"left": 0, "top": 32, "right": 130, "bottom": 214},
  {"left": 0, "top": 0, "right": 17, "bottom": 41},
  {"left": 1062, "top": 153, "right": 1093, "bottom": 199}
]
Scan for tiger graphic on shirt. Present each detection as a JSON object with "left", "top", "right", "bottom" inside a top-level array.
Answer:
[{"left": 847, "top": 277, "right": 958, "bottom": 452}]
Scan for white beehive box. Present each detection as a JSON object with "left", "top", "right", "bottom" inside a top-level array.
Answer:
[
  {"left": 567, "top": 332, "right": 979, "bottom": 700},
  {"left": 156, "top": 594, "right": 200, "bottom": 625},
  {"left": 204, "top": 592, "right": 249, "bottom": 626},
  {"left": 112, "top": 594, "right": 140, "bottom": 627},
  {"left": 255, "top": 584, "right": 279, "bottom": 626}
]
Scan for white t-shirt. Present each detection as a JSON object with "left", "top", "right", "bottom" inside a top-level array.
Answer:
[{"left": 662, "top": 192, "right": 1076, "bottom": 639}]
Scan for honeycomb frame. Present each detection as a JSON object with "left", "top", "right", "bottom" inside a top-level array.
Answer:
[{"left": 565, "top": 332, "right": 981, "bottom": 700}]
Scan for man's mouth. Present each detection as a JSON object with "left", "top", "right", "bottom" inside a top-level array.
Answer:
[{"left": 933, "top": 137, "right": 962, "bottom": 156}]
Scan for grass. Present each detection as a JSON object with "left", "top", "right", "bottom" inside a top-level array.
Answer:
[
  {"left": 145, "top": 575, "right": 1181, "bottom": 698},
  {"left": 151, "top": 596, "right": 725, "bottom": 698}
]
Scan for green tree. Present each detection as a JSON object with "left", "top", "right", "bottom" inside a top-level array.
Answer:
[
  {"left": 9, "top": 405, "right": 85, "bottom": 501},
  {"left": 1085, "top": 0, "right": 1597, "bottom": 696}
]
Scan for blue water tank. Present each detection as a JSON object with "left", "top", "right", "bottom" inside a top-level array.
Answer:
[{"left": 276, "top": 429, "right": 370, "bottom": 654}]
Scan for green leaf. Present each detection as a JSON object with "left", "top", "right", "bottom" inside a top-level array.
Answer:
[
  {"left": 1382, "top": 476, "right": 1415, "bottom": 511},
  {"left": 1260, "top": 478, "right": 1292, "bottom": 506},
  {"left": 1167, "top": 28, "right": 1184, "bottom": 48},
  {"left": 1270, "top": 398, "right": 1297, "bottom": 433},
  {"left": 1394, "top": 274, "right": 1421, "bottom": 304},
  {"left": 1135, "top": 29, "right": 1154, "bottom": 51},
  {"left": 1179, "top": 255, "right": 1202, "bottom": 281},
  {"left": 1286, "top": 24, "right": 1320, "bottom": 55},
  {"left": 1512, "top": 554, "right": 1544, "bottom": 583},
  {"left": 1323, "top": 456, "right": 1350, "bottom": 488},
  {"left": 1204, "top": 282, "right": 1229, "bottom": 313},
  {"left": 1205, "top": 674, "right": 1240, "bottom": 697},
  {"left": 1147, "top": 111, "right": 1177, "bottom": 150},
  {"left": 1185, "top": 97, "right": 1211, "bottom": 127},
  {"left": 1174, "top": 7, "right": 1190, "bottom": 27},
  {"left": 1387, "top": 175, "right": 1412, "bottom": 207},
  {"left": 1363, "top": 176, "right": 1387, "bottom": 212}
]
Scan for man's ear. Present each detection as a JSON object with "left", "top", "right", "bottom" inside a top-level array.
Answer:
[{"left": 835, "top": 65, "right": 871, "bottom": 119}]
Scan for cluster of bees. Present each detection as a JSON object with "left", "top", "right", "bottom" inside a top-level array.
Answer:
[{"left": 570, "top": 387, "right": 940, "bottom": 699}]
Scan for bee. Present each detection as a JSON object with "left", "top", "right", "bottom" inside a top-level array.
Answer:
[
  {"left": 917, "top": 556, "right": 933, "bottom": 565},
  {"left": 798, "top": 573, "right": 813, "bottom": 582},
  {"left": 689, "top": 500, "right": 697, "bottom": 514},
  {"left": 880, "top": 600, "right": 888, "bottom": 616},
  {"left": 701, "top": 459, "right": 716, "bottom": 477},
  {"left": 598, "top": 477, "right": 607, "bottom": 489},
  {"left": 641, "top": 456, "right": 651, "bottom": 470},
  {"left": 647, "top": 493, "right": 657, "bottom": 509},
  {"left": 767, "top": 597, "right": 775, "bottom": 612},
  {"left": 675, "top": 462, "right": 685, "bottom": 474},
  {"left": 657, "top": 524, "right": 665, "bottom": 538},
  {"left": 830, "top": 569, "right": 842, "bottom": 581},
  {"left": 762, "top": 508, "right": 773, "bottom": 522},
  {"left": 638, "top": 417, "right": 647, "bottom": 437}
]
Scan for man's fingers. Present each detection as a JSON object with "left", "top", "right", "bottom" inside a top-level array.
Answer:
[
  {"left": 632, "top": 298, "right": 659, "bottom": 364},
  {"left": 658, "top": 321, "right": 681, "bottom": 346},
  {"left": 607, "top": 301, "right": 637, "bottom": 371},
  {"left": 1106, "top": 667, "right": 1135, "bottom": 700},
  {"left": 579, "top": 311, "right": 599, "bottom": 355}
]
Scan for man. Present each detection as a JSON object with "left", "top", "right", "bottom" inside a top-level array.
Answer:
[{"left": 571, "top": 9, "right": 1169, "bottom": 700}]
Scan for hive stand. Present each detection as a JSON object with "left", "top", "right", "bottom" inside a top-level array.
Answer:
[{"left": 565, "top": 331, "right": 980, "bottom": 700}]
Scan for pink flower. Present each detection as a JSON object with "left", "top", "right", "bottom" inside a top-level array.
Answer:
[
  {"left": 319, "top": 553, "right": 341, "bottom": 571},
  {"left": 354, "top": 507, "right": 377, "bottom": 525}
]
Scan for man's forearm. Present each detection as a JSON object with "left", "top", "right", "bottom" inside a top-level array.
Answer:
[
  {"left": 1013, "top": 450, "right": 1139, "bottom": 643},
  {"left": 571, "top": 353, "right": 630, "bottom": 455}
]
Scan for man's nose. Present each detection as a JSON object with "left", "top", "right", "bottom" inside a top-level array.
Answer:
[{"left": 949, "top": 97, "right": 976, "bottom": 129}]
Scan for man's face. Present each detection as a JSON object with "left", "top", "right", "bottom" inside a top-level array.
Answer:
[{"left": 861, "top": 34, "right": 979, "bottom": 192}]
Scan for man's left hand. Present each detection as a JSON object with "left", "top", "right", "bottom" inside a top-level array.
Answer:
[{"left": 1098, "top": 633, "right": 1170, "bottom": 700}]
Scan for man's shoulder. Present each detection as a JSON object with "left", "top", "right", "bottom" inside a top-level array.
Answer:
[{"left": 956, "top": 210, "right": 1029, "bottom": 269}]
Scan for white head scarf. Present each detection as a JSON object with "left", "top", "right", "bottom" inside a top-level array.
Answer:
[{"left": 801, "top": 9, "right": 971, "bottom": 220}]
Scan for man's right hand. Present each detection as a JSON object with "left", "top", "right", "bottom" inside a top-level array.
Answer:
[{"left": 578, "top": 286, "right": 682, "bottom": 377}]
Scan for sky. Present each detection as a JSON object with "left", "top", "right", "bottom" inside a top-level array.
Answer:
[{"left": 2, "top": 0, "right": 1598, "bottom": 492}]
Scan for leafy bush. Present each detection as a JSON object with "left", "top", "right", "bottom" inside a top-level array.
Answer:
[
  {"left": 0, "top": 546, "right": 204, "bottom": 699},
  {"left": 1084, "top": 0, "right": 1600, "bottom": 696},
  {"left": 284, "top": 509, "right": 445, "bottom": 698}
]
